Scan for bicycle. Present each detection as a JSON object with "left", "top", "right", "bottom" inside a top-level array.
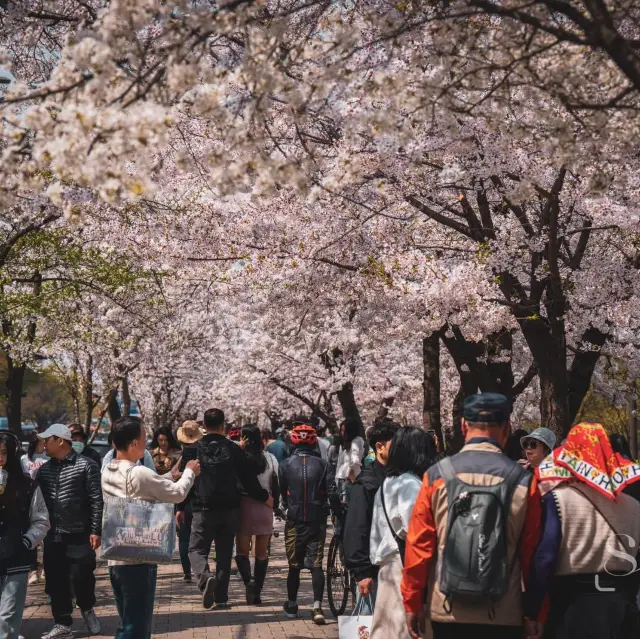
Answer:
[{"left": 326, "top": 513, "right": 356, "bottom": 618}]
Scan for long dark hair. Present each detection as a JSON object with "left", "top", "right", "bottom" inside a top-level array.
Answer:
[
  {"left": 0, "top": 433, "right": 29, "bottom": 499},
  {"left": 386, "top": 427, "right": 433, "bottom": 479},
  {"left": 27, "top": 431, "right": 43, "bottom": 461},
  {"left": 150, "top": 426, "right": 181, "bottom": 452},
  {"left": 242, "top": 424, "right": 267, "bottom": 474},
  {"left": 340, "top": 418, "right": 365, "bottom": 448},
  {"left": 610, "top": 433, "right": 633, "bottom": 461}
]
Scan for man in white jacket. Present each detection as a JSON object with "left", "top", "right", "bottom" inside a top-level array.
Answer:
[{"left": 102, "top": 416, "right": 200, "bottom": 639}]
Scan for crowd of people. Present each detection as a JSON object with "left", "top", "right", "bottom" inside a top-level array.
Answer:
[{"left": 0, "top": 395, "right": 639, "bottom": 639}]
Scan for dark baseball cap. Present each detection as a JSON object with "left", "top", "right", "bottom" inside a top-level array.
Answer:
[{"left": 463, "top": 393, "right": 511, "bottom": 423}]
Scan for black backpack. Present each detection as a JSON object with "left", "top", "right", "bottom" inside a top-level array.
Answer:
[
  {"left": 194, "top": 439, "right": 240, "bottom": 509},
  {"left": 437, "top": 456, "right": 524, "bottom": 615}
]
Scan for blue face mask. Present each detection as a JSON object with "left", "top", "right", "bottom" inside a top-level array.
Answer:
[{"left": 72, "top": 441, "right": 85, "bottom": 454}]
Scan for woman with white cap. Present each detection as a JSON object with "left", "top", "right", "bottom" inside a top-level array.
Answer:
[{"left": 520, "top": 427, "right": 557, "bottom": 470}]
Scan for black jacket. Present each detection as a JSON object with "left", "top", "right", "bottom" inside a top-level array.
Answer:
[
  {"left": 179, "top": 433, "right": 268, "bottom": 512},
  {"left": 37, "top": 451, "right": 103, "bottom": 537},
  {"left": 81, "top": 446, "right": 102, "bottom": 467},
  {"left": 343, "top": 460, "right": 386, "bottom": 581},
  {"left": 279, "top": 447, "right": 341, "bottom": 524},
  {"left": 0, "top": 479, "right": 36, "bottom": 575}
]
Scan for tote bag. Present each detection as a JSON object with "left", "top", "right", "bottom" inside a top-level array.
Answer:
[
  {"left": 338, "top": 597, "right": 373, "bottom": 639},
  {"left": 101, "top": 468, "right": 176, "bottom": 563}
]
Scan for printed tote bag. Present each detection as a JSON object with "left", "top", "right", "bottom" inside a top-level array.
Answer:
[{"left": 102, "top": 468, "right": 176, "bottom": 563}]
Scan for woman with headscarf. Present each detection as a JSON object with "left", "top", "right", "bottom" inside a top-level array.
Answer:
[{"left": 523, "top": 423, "right": 640, "bottom": 639}]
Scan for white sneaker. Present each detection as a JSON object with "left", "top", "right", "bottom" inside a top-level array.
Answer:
[
  {"left": 28, "top": 572, "right": 39, "bottom": 585},
  {"left": 81, "top": 608, "right": 101, "bottom": 635},
  {"left": 41, "top": 624, "right": 74, "bottom": 639}
]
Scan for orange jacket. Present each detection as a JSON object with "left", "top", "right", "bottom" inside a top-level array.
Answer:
[{"left": 401, "top": 440, "right": 544, "bottom": 624}]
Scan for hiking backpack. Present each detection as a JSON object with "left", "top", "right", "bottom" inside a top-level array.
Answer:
[{"left": 437, "top": 456, "right": 524, "bottom": 614}]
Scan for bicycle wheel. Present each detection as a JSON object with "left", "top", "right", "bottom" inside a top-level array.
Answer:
[{"left": 326, "top": 534, "right": 349, "bottom": 618}]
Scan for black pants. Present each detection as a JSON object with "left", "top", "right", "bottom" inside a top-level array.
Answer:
[
  {"left": 431, "top": 622, "right": 521, "bottom": 639},
  {"left": 188, "top": 509, "right": 240, "bottom": 604},
  {"left": 43, "top": 535, "right": 96, "bottom": 627},
  {"left": 177, "top": 506, "right": 193, "bottom": 578}
]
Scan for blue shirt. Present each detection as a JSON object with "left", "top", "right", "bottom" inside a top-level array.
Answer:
[{"left": 267, "top": 439, "right": 288, "bottom": 464}]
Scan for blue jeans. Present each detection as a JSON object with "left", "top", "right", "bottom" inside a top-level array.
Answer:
[
  {"left": 0, "top": 572, "right": 28, "bottom": 639},
  {"left": 110, "top": 564, "right": 157, "bottom": 639}
]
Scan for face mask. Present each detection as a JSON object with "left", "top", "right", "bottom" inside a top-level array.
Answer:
[{"left": 72, "top": 441, "right": 85, "bottom": 454}]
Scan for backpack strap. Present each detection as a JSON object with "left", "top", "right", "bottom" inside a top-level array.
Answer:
[
  {"left": 501, "top": 462, "right": 524, "bottom": 512},
  {"left": 437, "top": 457, "right": 460, "bottom": 493},
  {"left": 437, "top": 458, "right": 458, "bottom": 614},
  {"left": 379, "top": 478, "right": 407, "bottom": 564}
]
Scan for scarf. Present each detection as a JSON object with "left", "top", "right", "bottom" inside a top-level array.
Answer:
[{"left": 535, "top": 422, "right": 640, "bottom": 500}]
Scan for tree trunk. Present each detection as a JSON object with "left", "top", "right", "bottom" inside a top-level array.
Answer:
[
  {"left": 538, "top": 366, "right": 571, "bottom": 441},
  {"left": 84, "top": 355, "right": 94, "bottom": 434},
  {"left": 336, "top": 381, "right": 362, "bottom": 425},
  {"left": 486, "top": 329, "right": 514, "bottom": 399},
  {"left": 522, "top": 320, "right": 571, "bottom": 440},
  {"left": 107, "top": 386, "right": 122, "bottom": 424},
  {"left": 448, "top": 385, "right": 466, "bottom": 453},
  {"left": 121, "top": 374, "right": 131, "bottom": 417},
  {"left": 6, "top": 356, "right": 26, "bottom": 438},
  {"left": 422, "top": 333, "right": 444, "bottom": 451},
  {"left": 567, "top": 327, "right": 608, "bottom": 422},
  {"left": 3, "top": 274, "right": 40, "bottom": 439}
]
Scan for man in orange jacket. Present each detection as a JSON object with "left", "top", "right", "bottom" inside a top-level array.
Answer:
[{"left": 401, "top": 393, "right": 544, "bottom": 639}]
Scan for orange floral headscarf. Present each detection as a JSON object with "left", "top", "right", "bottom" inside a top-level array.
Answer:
[{"left": 535, "top": 422, "right": 640, "bottom": 501}]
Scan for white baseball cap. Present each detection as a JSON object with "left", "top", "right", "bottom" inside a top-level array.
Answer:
[{"left": 37, "top": 424, "right": 73, "bottom": 441}]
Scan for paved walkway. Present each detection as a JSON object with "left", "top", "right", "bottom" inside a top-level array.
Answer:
[{"left": 21, "top": 525, "right": 343, "bottom": 639}]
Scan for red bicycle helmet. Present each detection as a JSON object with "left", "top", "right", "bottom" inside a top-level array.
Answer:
[{"left": 290, "top": 424, "right": 318, "bottom": 446}]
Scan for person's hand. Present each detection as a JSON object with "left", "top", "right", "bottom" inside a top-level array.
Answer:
[
  {"left": 524, "top": 618, "right": 544, "bottom": 639},
  {"left": 265, "top": 496, "right": 274, "bottom": 509},
  {"left": 518, "top": 458, "right": 531, "bottom": 470},
  {"left": 406, "top": 610, "right": 425, "bottom": 639},
  {"left": 90, "top": 535, "right": 101, "bottom": 551},
  {"left": 171, "top": 459, "right": 183, "bottom": 481},
  {"left": 358, "top": 578, "right": 373, "bottom": 596},
  {"left": 175, "top": 511, "right": 185, "bottom": 529},
  {"left": 186, "top": 460, "right": 201, "bottom": 476},
  {"left": 239, "top": 437, "right": 248, "bottom": 450}
]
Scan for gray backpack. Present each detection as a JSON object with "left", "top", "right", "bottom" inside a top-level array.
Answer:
[{"left": 437, "top": 457, "right": 524, "bottom": 615}]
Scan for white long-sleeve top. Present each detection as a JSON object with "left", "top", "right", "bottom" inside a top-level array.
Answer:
[
  {"left": 101, "top": 459, "right": 195, "bottom": 566},
  {"left": 256, "top": 452, "right": 279, "bottom": 493},
  {"left": 369, "top": 472, "right": 422, "bottom": 566},
  {"left": 24, "top": 487, "right": 50, "bottom": 550},
  {"left": 335, "top": 436, "right": 365, "bottom": 482}
]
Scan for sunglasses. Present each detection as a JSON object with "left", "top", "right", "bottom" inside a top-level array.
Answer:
[{"left": 522, "top": 440, "right": 541, "bottom": 451}]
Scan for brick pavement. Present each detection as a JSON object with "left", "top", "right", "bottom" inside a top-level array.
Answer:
[{"left": 21, "top": 526, "right": 344, "bottom": 639}]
